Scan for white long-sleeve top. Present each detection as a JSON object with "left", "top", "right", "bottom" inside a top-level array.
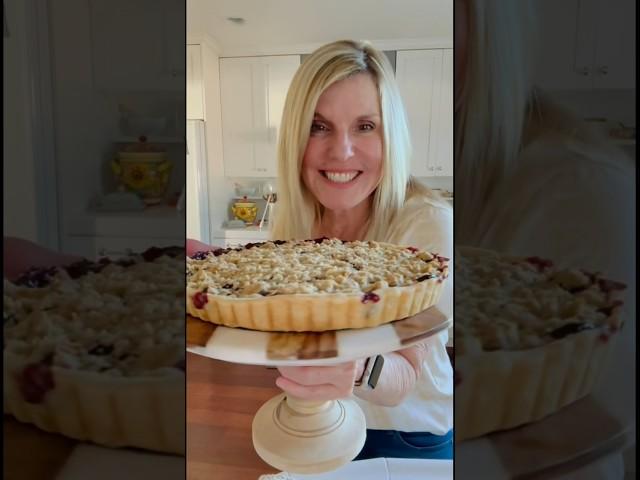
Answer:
[{"left": 354, "top": 194, "right": 454, "bottom": 434}]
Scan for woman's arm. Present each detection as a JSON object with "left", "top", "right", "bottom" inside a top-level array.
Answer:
[
  {"left": 276, "top": 341, "right": 427, "bottom": 406},
  {"left": 186, "top": 238, "right": 222, "bottom": 256},
  {"left": 3, "top": 237, "right": 82, "bottom": 281},
  {"left": 354, "top": 342, "right": 427, "bottom": 407}
]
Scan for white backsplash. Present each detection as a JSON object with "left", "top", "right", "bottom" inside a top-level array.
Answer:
[
  {"left": 546, "top": 89, "right": 635, "bottom": 126},
  {"left": 417, "top": 176, "right": 453, "bottom": 193}
]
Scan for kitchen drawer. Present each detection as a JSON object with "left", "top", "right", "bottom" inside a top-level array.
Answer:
[
  {"left": 223, "top": 238, "right": 263, "bottom": 248},
  {"left": 64, "top": 235, "right": 184, "bottom": 260}
]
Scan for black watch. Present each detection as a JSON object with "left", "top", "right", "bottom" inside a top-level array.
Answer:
[{"left": 354, "top": 355, "right": 385, "bottom": 390}]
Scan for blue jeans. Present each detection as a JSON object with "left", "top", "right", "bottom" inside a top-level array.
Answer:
[{"left": 355, "top": 429, "right": 453, "bottom": 460}]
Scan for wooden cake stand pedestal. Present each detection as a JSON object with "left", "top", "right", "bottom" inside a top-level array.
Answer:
[
  {"left": 187, "top": 304, "right": 451, "bottom": 475},
  {"left": 252, "top": 394, "right": 366, "bottom": 474}
]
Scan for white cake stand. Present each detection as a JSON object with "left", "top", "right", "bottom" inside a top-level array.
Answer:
[{"left": 187, "top": 305, "right": 452, "bottom": 475}]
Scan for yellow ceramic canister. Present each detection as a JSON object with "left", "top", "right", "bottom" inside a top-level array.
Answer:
[
  {"left": 112, "top": 138, "right": 172, "bottom": 205},
  {"left": 231, "top": 201, "right": 258, "bottom": 224}
]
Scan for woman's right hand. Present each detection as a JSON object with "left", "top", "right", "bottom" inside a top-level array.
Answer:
[
  {"left": 4, "top": 236, "right": 82, "bottom": 281},
  {"left": 186, "top": 238, "right": 222, "bottom": 257}
]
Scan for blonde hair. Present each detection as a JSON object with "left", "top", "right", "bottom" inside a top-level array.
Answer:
[
  {"left": 456, "top": 0, "right": 626, "bottom": 242},
  {"left": 271, "top": 39, "right": 443, "bottom": 241},
  {"left": 455, "top": 0, "right": 538, "bottom": 241}
]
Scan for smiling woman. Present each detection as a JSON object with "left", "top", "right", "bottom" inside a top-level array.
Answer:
[{"left": 269, "top": 39, "right": 454, "bottom": 461}]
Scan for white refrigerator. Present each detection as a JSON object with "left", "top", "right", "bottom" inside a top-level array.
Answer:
[{"left": 186, "top": 120, "right": 211, "bottom": 244}]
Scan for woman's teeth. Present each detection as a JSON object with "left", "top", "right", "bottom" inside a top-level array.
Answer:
[{"left": 323, "top": 171, "right": 360, "bottom": 183}]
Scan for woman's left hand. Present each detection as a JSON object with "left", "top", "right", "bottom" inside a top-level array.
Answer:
[{"left": 276, "top": 360, "right": 366, "bottom": 401}]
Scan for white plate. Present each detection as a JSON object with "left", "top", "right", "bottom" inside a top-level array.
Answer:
[{"left": 187, "top": 304, "right": 451, "bottom": 367}]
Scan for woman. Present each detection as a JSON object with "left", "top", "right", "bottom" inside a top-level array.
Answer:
[
  {"left": 455, "top": 0, "right": 635, "bottom": 477},
  {"left": 268, "top": 39, "right": 454, "bottom": 460}
]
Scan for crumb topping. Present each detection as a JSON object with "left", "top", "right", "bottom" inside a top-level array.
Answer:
[
  {"left": 186, "top": 238, "right": 448, "bottom": 298},
  {"left": 455, "top": 249, "right": 625, "bottom": 354},
  {"left": 4, "top": 251, "right": 185, "bottom": 377}
]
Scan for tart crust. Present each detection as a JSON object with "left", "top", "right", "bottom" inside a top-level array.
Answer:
[
  {"left": 455, "top": 328, "right": 620, "bottom": 442},
  {"left": 187, "top": 279, "right": 445, "bottom": 332},
  {"left": 3, "top": 352, "right": 185, "bottom": 454},
  {"left": 455, "top": 247, "right": 624, "bottom": 442}
]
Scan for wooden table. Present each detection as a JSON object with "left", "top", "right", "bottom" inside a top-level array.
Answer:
[
  {"left": 3, "top": 415, "right": 77, "bottom": 479},
  {"left": 187, "top": 352, "right": 281, "bottom": 480}
]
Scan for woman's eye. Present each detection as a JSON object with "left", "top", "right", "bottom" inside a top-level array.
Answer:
[
  {"left": 310, "top": 122, "right": 327, "bottom": 133},
  {"left": 359, "top": 123, "right": 375, "bottom": 131}
]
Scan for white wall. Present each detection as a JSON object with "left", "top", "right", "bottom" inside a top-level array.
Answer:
[{"left": 3, "top": 0, "right": 39, "bottom": 241}]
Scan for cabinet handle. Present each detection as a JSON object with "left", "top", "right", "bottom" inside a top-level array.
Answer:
[
  {"left": 598, "top": 66, "right": 608, "bottom": 75},
  {"left": 575, "top": 66, "right": 590, "bottom": 76}
]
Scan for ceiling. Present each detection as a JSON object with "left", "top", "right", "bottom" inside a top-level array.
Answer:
[{"left": 187, "top": 0, "right": 452, "bottom": 54}]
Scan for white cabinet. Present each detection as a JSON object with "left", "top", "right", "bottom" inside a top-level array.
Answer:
[
  {"left": 591, "top": 0, "right": 635, "bottom": 89},
  {"left": 187, "top": 45, "right": 205, "bottom": 119},
  {"left": 89, "top": 0, "right": 184, "bottom": 92},
  {"left": 63, "top": 206, "right": 185, "bottom": 259},
  {"left": 65, "top": 235, "right": 184, "bottom": 260},
  {"left": 219, "top": 56, "right": 300, "bottom": 177},
  {"left": 534, "top": 0, "right": 635, "bottom": 90},
  {"left": 211, "top": 227, "right": 271, "bottom": 248},
  {"left": 433, "top": 49, "right": 453, "bottom": 177},
  {"left": 396, "top": 49, "right": 453, "bottom": 177}
]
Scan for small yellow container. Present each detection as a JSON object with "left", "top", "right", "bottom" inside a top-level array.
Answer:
[
  {"left": 231, "top": 201, "right": 258, "bottom": 224},
  {"left": 112, "top": 138, "right": 172, "bottom": 205}
]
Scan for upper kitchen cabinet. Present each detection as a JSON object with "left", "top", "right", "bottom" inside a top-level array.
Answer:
[
  {"left": 534, "top": 0, "right": 635, "bottom": 90},
  {"left": 187, "top": 44, "right": 205, "bottom": 119},
  {"left": 220, "top": 55, "right": 300, "bottom": 177},
  {"left": 396, "top": 49, "right": 453, "bottom": 177},
  {"left": 89, "top": 0, "right": 185, "bottom": 92}
]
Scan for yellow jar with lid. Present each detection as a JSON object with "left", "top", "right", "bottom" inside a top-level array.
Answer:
[
  {"left": 231, "top": 201, "right": 258, "bottom": 224},
  {"left": 112, "top": 136, "right": 172, "bottom": 205}
]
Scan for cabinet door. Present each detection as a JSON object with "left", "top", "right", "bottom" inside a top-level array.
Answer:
[
  {"left": 220, "top": 56, "right": 299, "bottom": 178},
  {"left": 431, "top": 49, "right": 453, "bottom": 177},
  {"left": 258, "top": 55, "right": 300, "bottom": 176},
  {"left": 533, "top": 0, "right": 596, "bottom": 90},
  {"left": 592, "top": 0, "right": 636, "bottom": 89},
  {"left": 187, "top": 45, "right": 205, "bottom": 119},
  {"left": 163, "top": 0, "right": 186, "bottom": 78},
  {"left": 186, "top": 120, "right": 210, "bottom": 244},
  {"left": 396, "top": 50, "right": 442, "bottom": 177},
  {"left": 220, "top": 57, "right": 256, "bottom": 177},
  {"left": 89, "top": 0, "right": 182, "bottom": 92}
]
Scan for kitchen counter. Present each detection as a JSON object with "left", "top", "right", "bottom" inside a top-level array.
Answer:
[
  {"left": 211, "top": 225, "right": 272, "bottom": 247},
  {"left": 187, "top": 353, "right": 280, "bottom": 479}
]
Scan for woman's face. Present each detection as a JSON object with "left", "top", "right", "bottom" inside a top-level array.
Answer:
[{"left": 301, "top": 72, "right": 383, "bottom": 212}]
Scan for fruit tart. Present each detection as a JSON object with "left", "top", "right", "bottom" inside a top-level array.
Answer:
[
  {"left": 3, "top": 247, "right": 185, "bottom": 454},
  {"left": 454, "top": 247, "right": 626, "bottom": 441},
  {"left": 186, "top": 238, "right": 449, "bottom": 332}
]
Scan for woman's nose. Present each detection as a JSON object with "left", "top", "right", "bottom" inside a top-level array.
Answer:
[{"left": 329, "top": 131, "right": 355, "bottom": 161}]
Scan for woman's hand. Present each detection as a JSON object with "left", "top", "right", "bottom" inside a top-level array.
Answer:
[
  {"left": 186, "top": 238, "right": 222, "bottom": 256},
  {"left": 276, "top": 360, "right": 366, "bottom": 401},
  {"left": 4, "top": 236, "right": 82, "bottom": 281}
]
